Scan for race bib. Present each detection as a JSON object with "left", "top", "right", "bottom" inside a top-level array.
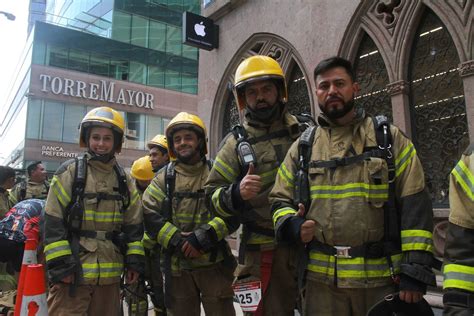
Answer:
[{"left": 232, "top": 281, "right": 262, "bottom": 312}]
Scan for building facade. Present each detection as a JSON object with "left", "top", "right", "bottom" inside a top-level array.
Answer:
[
  {"left": 197, "top": 0, "right": 474, "bottom": 217},
  {"left": 0, "top": 0, "right": 200, "bottom": 174}
]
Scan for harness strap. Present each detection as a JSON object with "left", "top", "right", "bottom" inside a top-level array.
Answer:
[
  {"left": 173, "top": 190, "right": 206, "bottom": 199},
  {"left": 82, "top": 192, "right": 123, "bottom": 200},
  {"left": 307, "top": 239, "right": 400, "bottom": 259},
  {"left": 247, "top": 129, "right": 290, "bottom": 144},
  {"left": 309, "top": 148, "right": 385, "bottom": 169}
]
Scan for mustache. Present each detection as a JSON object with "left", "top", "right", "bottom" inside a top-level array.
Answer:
[{"left": 325, "top": 96, "right": 344, "bottom": 103}]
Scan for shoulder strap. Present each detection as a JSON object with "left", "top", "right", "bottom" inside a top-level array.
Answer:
[
  {"left": 162, "top": 162, "right": 176, "bottom": 221},
  {"left": 372, "top": 115, "right": 400, "bottom": 254},
  {"left": 114, "top": 163, "right": 130, "bottom": 210},
  {"left": 372, "top": 115, "right": 395, "bottom": 182},
  {"left": 206, "top": 159, "right": 213, "bottom": 170},
  {"left": 69, "top": 155, "right": 87, "bottom": 208},
  {"left": 295, "top": 126, "right": 317, "bottom": 210}
]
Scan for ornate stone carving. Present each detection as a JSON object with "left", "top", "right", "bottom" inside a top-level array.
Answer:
[
  {"left": 459, "top": 60, "right": 474, "bottom": 77},
  {"left": 386, "top": 80, "right": 409, "bottom": 95},
  {"left": 267, "top": 44, "right": 285, "bottom": 63},
  {"left": 374, "top": 0, "right": 404, "bottom": 31}
]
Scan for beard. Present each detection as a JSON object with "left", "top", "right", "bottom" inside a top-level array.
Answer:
[
  {"left": 246, "top": 101, "right": 283, "bottom": 123},
  {"left": 175, "top": 146, "right": 200, "bottom": 164},
  {"left": 319, "top": 96, "right": 355, "bottom": 120}
]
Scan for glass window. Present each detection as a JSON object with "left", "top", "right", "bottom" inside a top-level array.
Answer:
[
  {"left": 286, "top": 62, "right": 312, "bottom": 116},
  {"left": 354, "top": 34, "right": 392, "bottom": 121},
  {"left": 146, "top": 116, "right": 163, "bottom": 142},
  {"left": 26, "top": 99, "right": 42, "bottom": 139},
  {"left": 63, "top": 105, "right": 85, "bottom": 143},
  {"left": 182, "top": 45, "right": 198, "bottom": 61},
  {"left": 68, "top": 49, "right": 90, "bottom": 73},
  {"left": 110, "top": 59, "right": 129, "bottom": 81},
  {"left": 181, "top": 72, "right": 197, "bottom": 94},
  {"left": 148, "top": 65, "right": 165, "bottom": 88},
  {"left": 409, "top": 9, "right": 468, "bottom": 206},
  {"left": 166, "top": 25, "right": 181, "bottom": 56},
  {"left": 149, "top": 20, "right": 166, "bottom": 52},
  {"left": 46, "top": 45, "right": 69, "bottom": 69},
  {"left": 111, "top": 10, "right": 131, "bottom": 43},
  {"left": 129, "top": 61, "right": 147, "bottom": 84},
  {"left": 90, "top": 53, "right": 110, "bottom": 78},
  {"left": 131, "top": 15, "right": 148, "bottom": 48},
  {"left": 168, "top": 0, "right": 182, "bottom": 11},
  {"left": 32, "top": 41, "right": 46, "bottom": 65},
  {"left": 165, "top": 69, "right": 181, "bottom": 91},
  {"left": 42, "top": 101, "right": 64, "bottom": 141},
  {"left": 124, "top": 112, "right": 146, "bottom": 149}
]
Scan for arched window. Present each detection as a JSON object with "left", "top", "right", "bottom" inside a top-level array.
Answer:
[
  {"left": 409, "top": 9, "right": 468, "bottom": 206},
  {"left": 286, "top": 63, "right": 312, "bottom": 116},
  {"left": 353, "top": 33, "right": 392, "bottom": 121},
  {"left": 222, "top": 92, "right": 240, "bottom": 138}
]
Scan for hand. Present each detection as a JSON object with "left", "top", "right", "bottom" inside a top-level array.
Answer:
[
  {"left": 399, "top": 290, "right": 423, "bottom": 303},
  {"left": 296, "top": 203, "right": 316, "bottom": 243},
  {"left": 239, "top": 163, "right": 262, "bottom": 201},
  {"left": 126, "top": 269, "right": 139, "bottom": 284},
  {"left": 180, "top": 232, "right": 202, "bottom": 258},
  {"left": 61, "top": 274, "right": 74, "bottom": 284}
]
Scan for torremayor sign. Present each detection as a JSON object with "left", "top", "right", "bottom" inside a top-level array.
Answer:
[{"left": 39, "top": 74, "right": 155, "bottom": 109}]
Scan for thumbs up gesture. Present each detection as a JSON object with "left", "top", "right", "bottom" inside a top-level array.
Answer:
[
  {"left": 239, "top": 163, "right": 262, "bottom": 201},
  {"left": 297, "top": 203, "right": 316, "bottom": 243}
]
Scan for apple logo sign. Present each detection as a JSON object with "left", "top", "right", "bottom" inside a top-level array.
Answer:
[{"left": 194, "top": 21, "right": 206, "bottom": 37}]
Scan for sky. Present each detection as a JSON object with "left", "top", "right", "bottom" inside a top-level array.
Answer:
[{"left": 0, "top": 0, "right": 29, "bottom": 111}]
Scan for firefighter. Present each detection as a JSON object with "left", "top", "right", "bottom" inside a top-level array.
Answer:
[
  {"left": 131, "top": 156, "right": 155, "bottom": 194},
  {"left": 142, "top": 112, "right": 237, "bottom": 316},
  {"left": 147, "top": 135, "right": 169, "bottom": 172},
  {"left": 0, "top": 166, "right": 15, "bottom": 218},
  {"left": 43, "top": 106, "right": 145, "bottom": 315},
  {"left": 9, "top": 161, "right": 49, "bottom": 205},
  {"left": 269, "top": 57, "right": 435, "bottom": 316},
  {"left": 205, "top": 55, "right": 301, "bottom": 315},
  {"left": 442, "top": 144, "right": 474, "bottom": 315}
]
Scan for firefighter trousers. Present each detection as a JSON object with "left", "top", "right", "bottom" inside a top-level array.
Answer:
[
  {"left": 166, "top": 262, "right": 235, "bottom": 316},
  {"left": 303, "top": 280, "right": 396, "bottom": 316},
  {"left": 47, "top": 282, "right": 120, "bottom": 316},
  {"left": 237, "top": 245, "right": 298, "bottom": 316}
]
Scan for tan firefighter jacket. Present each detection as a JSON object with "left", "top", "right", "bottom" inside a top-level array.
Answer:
[
  {"left": 142, "top": 160, "right": 237, "bottom": 274},
  {"left": 0, "top": 189, "right": 13, "bottom": 218},
  {"left": 43, "top": 153, "right": 144, "bottom": 285},
  {"left": 205, "top": 110, "right": 301, "bottom": 249},
  {"left": 443, "top": 144, "right": 474, "bottom": 308},
  {"left": 270, "top": 112, "right": 434, "bottom": 288},
  {"left": 10, "top": 179, "right": 49, "bottom": 205}
]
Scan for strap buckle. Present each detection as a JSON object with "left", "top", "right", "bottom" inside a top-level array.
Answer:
[{"left": 334, "top": 246, "right": 352, "bottom": 258}]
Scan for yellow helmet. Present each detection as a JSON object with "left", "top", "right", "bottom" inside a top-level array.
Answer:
[
  {"left": 130, "top": 156, "right": 154, "bottom": 181},
  {"left": 165, "top": 112, "right": 207, "bottom": 160},
  {"left": 79, "top": 107, "right": 125, "bottom": 153},
  {"left": 147, "top": 134, "right": 168, "bottom": 151},
  {"left": 234, "top": 55, "right": 288, "bottom": 110}
]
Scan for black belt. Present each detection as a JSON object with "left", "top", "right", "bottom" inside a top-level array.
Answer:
[
  {"left": 307, "top": 239, "right": 391, "bottom": 259},
  {"left": 444, "top": 291, "right": 474, "bottom": 309},
  {"left": 79, "top": 230, "right": 115, "bottom": 241}
]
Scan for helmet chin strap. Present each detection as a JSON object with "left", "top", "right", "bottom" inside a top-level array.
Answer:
[{"left": 88, "top": 150, "right": 115, "bottom": 163}]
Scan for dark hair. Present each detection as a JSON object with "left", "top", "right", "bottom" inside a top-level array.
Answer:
[
  {"left": 0, "top": 166, "right": 16, "bottom": 185},
  {"left": 27, "top": 161, "right": 42, "bottom": 176},
  {"left": 314, "top": 56, "right": 355, "bottom": 82}
]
